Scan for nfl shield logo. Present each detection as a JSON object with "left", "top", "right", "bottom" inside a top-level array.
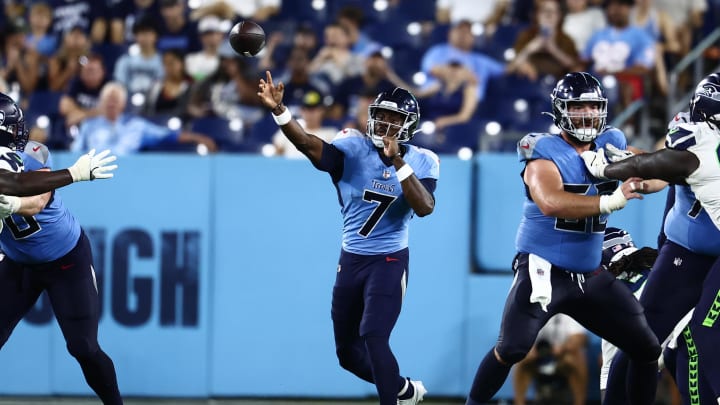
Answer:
[{"left": 383, "top": 169, "right": 391, "bottom": 179}]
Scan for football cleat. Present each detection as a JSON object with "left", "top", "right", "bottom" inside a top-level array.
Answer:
[{"left": 398, "top": 379, "right": 426, "bottom": 405}]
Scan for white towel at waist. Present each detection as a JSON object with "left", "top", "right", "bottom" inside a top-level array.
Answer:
[{"left": 528, "top": 253, "right": 552, "bottom": 312}]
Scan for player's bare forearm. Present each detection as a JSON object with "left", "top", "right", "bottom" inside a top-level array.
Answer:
[
  {"left": 0, "top": 170, "right": 73, "bottom": 196},
  {"left": 605, "top": 149, "right": 697, "bottom": 184},
  {"left": 17, "top": 192, "right": 51, "bottom": 216},
  {"left": 401, "top": 177, "right": 434, "bottom": 216},
  {"left": 392, "top": 155, "right": 434, "bottom": 216},
  {"left": 279, "top": 113, "right": 324, "bottom": 162}
]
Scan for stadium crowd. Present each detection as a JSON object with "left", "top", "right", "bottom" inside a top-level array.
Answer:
[{"left": 0, "top": 0, "right": 716, "bottom": 156}]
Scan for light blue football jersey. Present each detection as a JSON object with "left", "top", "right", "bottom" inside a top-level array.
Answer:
[
  {"left": 515, "top": 129, "right": 626, "bottom": 272},
  {"left": 331, "top": 129, "right": 439, "bottom": 255},
  {"left": 0, "top": 141, "right": 81, "bottom": 263}
]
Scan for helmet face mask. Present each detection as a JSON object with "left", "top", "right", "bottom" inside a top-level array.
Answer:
[
  {"left": 0, "top": 93, "right": 27, "bottom": 151},
  {"left": 366, "top": 88, "right": 419, "bottom": 148},
  {"left": 690, "top": 73, "right": 720, "bottom": 126},
  {"left": 550, "top": 72, "right": 608, "bottom": 142}
]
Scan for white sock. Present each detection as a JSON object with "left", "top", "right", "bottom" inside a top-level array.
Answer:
[{"left": 398, "top": 378, "right": 409, "bottom": 396}]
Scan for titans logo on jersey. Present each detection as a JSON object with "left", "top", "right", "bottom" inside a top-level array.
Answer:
[
  {"left": 515, "top": 129, "right": 625, "bottom": 271},
  {"left": 329, "top": 129, "right": 439, "bottom": 255},
  {"left": 666, "top": 121, "right": 720, "bottom": 232},
  {"left": 0, "top": 141, "right": 80, "bottom": 263}
]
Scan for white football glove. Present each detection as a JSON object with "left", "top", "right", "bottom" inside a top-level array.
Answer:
[
  {"left": 0, "top": 194, "right": 20, "bottom": 218},
  {"left": 581, "top": 148, "right": 610, "bottom": 179},
  {"left": 605, "top": 143, "right": 634, "bottom": 163},
  {"left": 68, "top": 149, "right": 118, "bottom": 182}
]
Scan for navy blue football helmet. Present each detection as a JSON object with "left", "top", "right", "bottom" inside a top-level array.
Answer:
[
  {"left": 367, "top": 87, "right": 420, "bottom": 148},
  {"left": 690, "top": 72, "right": 720, "bottom": 126},
  {"left": 0, "top": 93, "right": 28, "bottom": 151},
  {"left": 550, "top": 72, "right": 608, "bottom": 142},
  {"left": 601, "top": 227, "right": 637, "bottom": 267}
]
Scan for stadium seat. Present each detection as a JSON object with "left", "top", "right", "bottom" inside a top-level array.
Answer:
[
  {"left": 26, "top": 90, "right": 63, "bottom": 119},
  {"left": 190, "top": 116, "right": 247, "bottom": 152},
  {"left": 92, "top": 43, "right": 127, "bottom": 72},
  {"left": 476, "top": 23, "right": 526, "bottom": 60}
]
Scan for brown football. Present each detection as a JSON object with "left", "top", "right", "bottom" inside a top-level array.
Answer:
[{"left": 228, "top": 21, "right": 266, "bottom": 57}]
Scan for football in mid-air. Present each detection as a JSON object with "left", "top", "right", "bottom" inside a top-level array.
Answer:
[{"left": 228, "top": 20, "right": 266, "bottom": 57}]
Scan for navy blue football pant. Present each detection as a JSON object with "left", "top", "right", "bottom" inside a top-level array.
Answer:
[
  {"left": 604, "top": 241, "right": 715, "bottom": 405},
  {"left": 0, "top": 231, "right": 123, "bottom": 405},
  {"left": 665, "top": 325, "right": 716, "bottom": 405},
  {"left": 466, "top": 253, "right": 660, "bottom": 405},
  {"left": 332, "top": 248, "right": 410, "bottom": 405}
]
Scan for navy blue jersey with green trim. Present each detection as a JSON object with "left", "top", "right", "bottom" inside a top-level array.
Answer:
[
  {"left": 330, "top": 129, "right": 439, "bottom": 255},
  {"left": 515, "top": 128, "right": 625, "bottom": 271},
  {"left": 0, "top": 142, "right": 80, "bottom": 263}
]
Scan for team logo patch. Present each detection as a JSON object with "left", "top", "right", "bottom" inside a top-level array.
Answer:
[{"left": 383, "top": 169, "right": 391, "bottom": 179}]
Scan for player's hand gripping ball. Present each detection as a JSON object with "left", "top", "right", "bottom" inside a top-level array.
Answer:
[{"left": 228, "top": 20, "right": 266, "bottom": 57}]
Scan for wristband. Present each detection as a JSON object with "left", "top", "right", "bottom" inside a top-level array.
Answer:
[
  {"left": 599, "top": 187, "right": 627, "bottom": 214},
  {"left": 273, "top": 108, "right": 292, "bottom": 126},
  {"left": 396, "top": 164, "right": 414, "bottom": 182}
]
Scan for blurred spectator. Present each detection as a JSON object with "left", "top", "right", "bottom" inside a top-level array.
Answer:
[
  {"left": 0, "top": 20, "right": 41, "bottom": 97},
  {"left": 59, "top": 53, "right": 108, "bottom": 127},
  {"left": 193, "top": 0, "right": 280, "bottom": 21},
  {"left": 420, "top": 20, "right": 505, "bottom": 102},
  {"left": 342, "top": 88, "right": 376, "bottom": 131},
  {"left": 143, "top": 48, "right": 193, "bottom": 118},
  {"left": 272, "top": 89, "right": 337, "bottom": 158},
  {"left": 186, "top": 49, "right": 263, "bottom": 125},
  {"left": 336, "top": 5, "right": 383, "bottom": 57},
  {"left": 273, "top": 46, "right": 330, "bottom": 114},
  {"left": 113, "top": 16, "right": 164, "bottom": 96},
  {"left": 630, "top": 0, "right": 681, "bottom": 95},
  {"left": 2, "top": 1, "right": 27, "bottom": 27},
  {"left": 329, "top": 51, "right": 411, "bottom": 121},
  {"left": 417, "top": 60, "right": 478, "bottom": 133},
  {"left": 25, "top": 2, "right": 57, "bottom": 58},
  {"left": 308, "top": 22, "right": 364, "bottom": 88},
  {"left": 47, "top": 0, "right": 107, "bottom": 44},
  {"left": 512, "top": 314, "right": 588, "bottom": 405},
  {"left": 436, "top": 0, "right": 511, "bottom": 36},
  {"left": 72, "top": 82, "right": 217, "bottom": 155},
  {"left": 652, "top": 0, "right": 707, "bottom": 54},
  {"left": 258, "top": 23, "right": 319, "bottom": 74},
  {"left": 506, "top": 0, "right": 580, "bottom": 81},
  {"left": 47, "top": 26, "right": 90, "bottom": 92},
  {"left": 157, "top": 0, "right": 201, "bottom": 53},
  {"left": 582, "top": 0, "right": 655, "bottom": 108},
  {"left": 109, "top": 0, "right": 162, "bottom": 45},
  {"left": 563, "top": 0, "right": 606, "bottom": 53},
  {"left": 185, "top": 15, "right": 231, "bottom": 82}
]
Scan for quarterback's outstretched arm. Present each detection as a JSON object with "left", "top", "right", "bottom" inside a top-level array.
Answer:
[
  {"left": 257, "top": 71, "right": 325, "bottom": 163},
  {"left": 0, "top": 149, "right": 117, "bottom": 196}
]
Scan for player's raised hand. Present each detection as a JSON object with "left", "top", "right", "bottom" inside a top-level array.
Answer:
[
  {"left": 605, "top": 143, "right": 635, "bottom": 163},
  {"left": 382, "top": 136, "right": 399, "bottom": 159},
  {"left": 581, "top": 148, "right": 610, "bottom": 179},
  {"left": 257, "top": 70, "right": 285, "bottom": 110},
  {"left": 68, "top": 149, "right": 118, "bottom": 182}
]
